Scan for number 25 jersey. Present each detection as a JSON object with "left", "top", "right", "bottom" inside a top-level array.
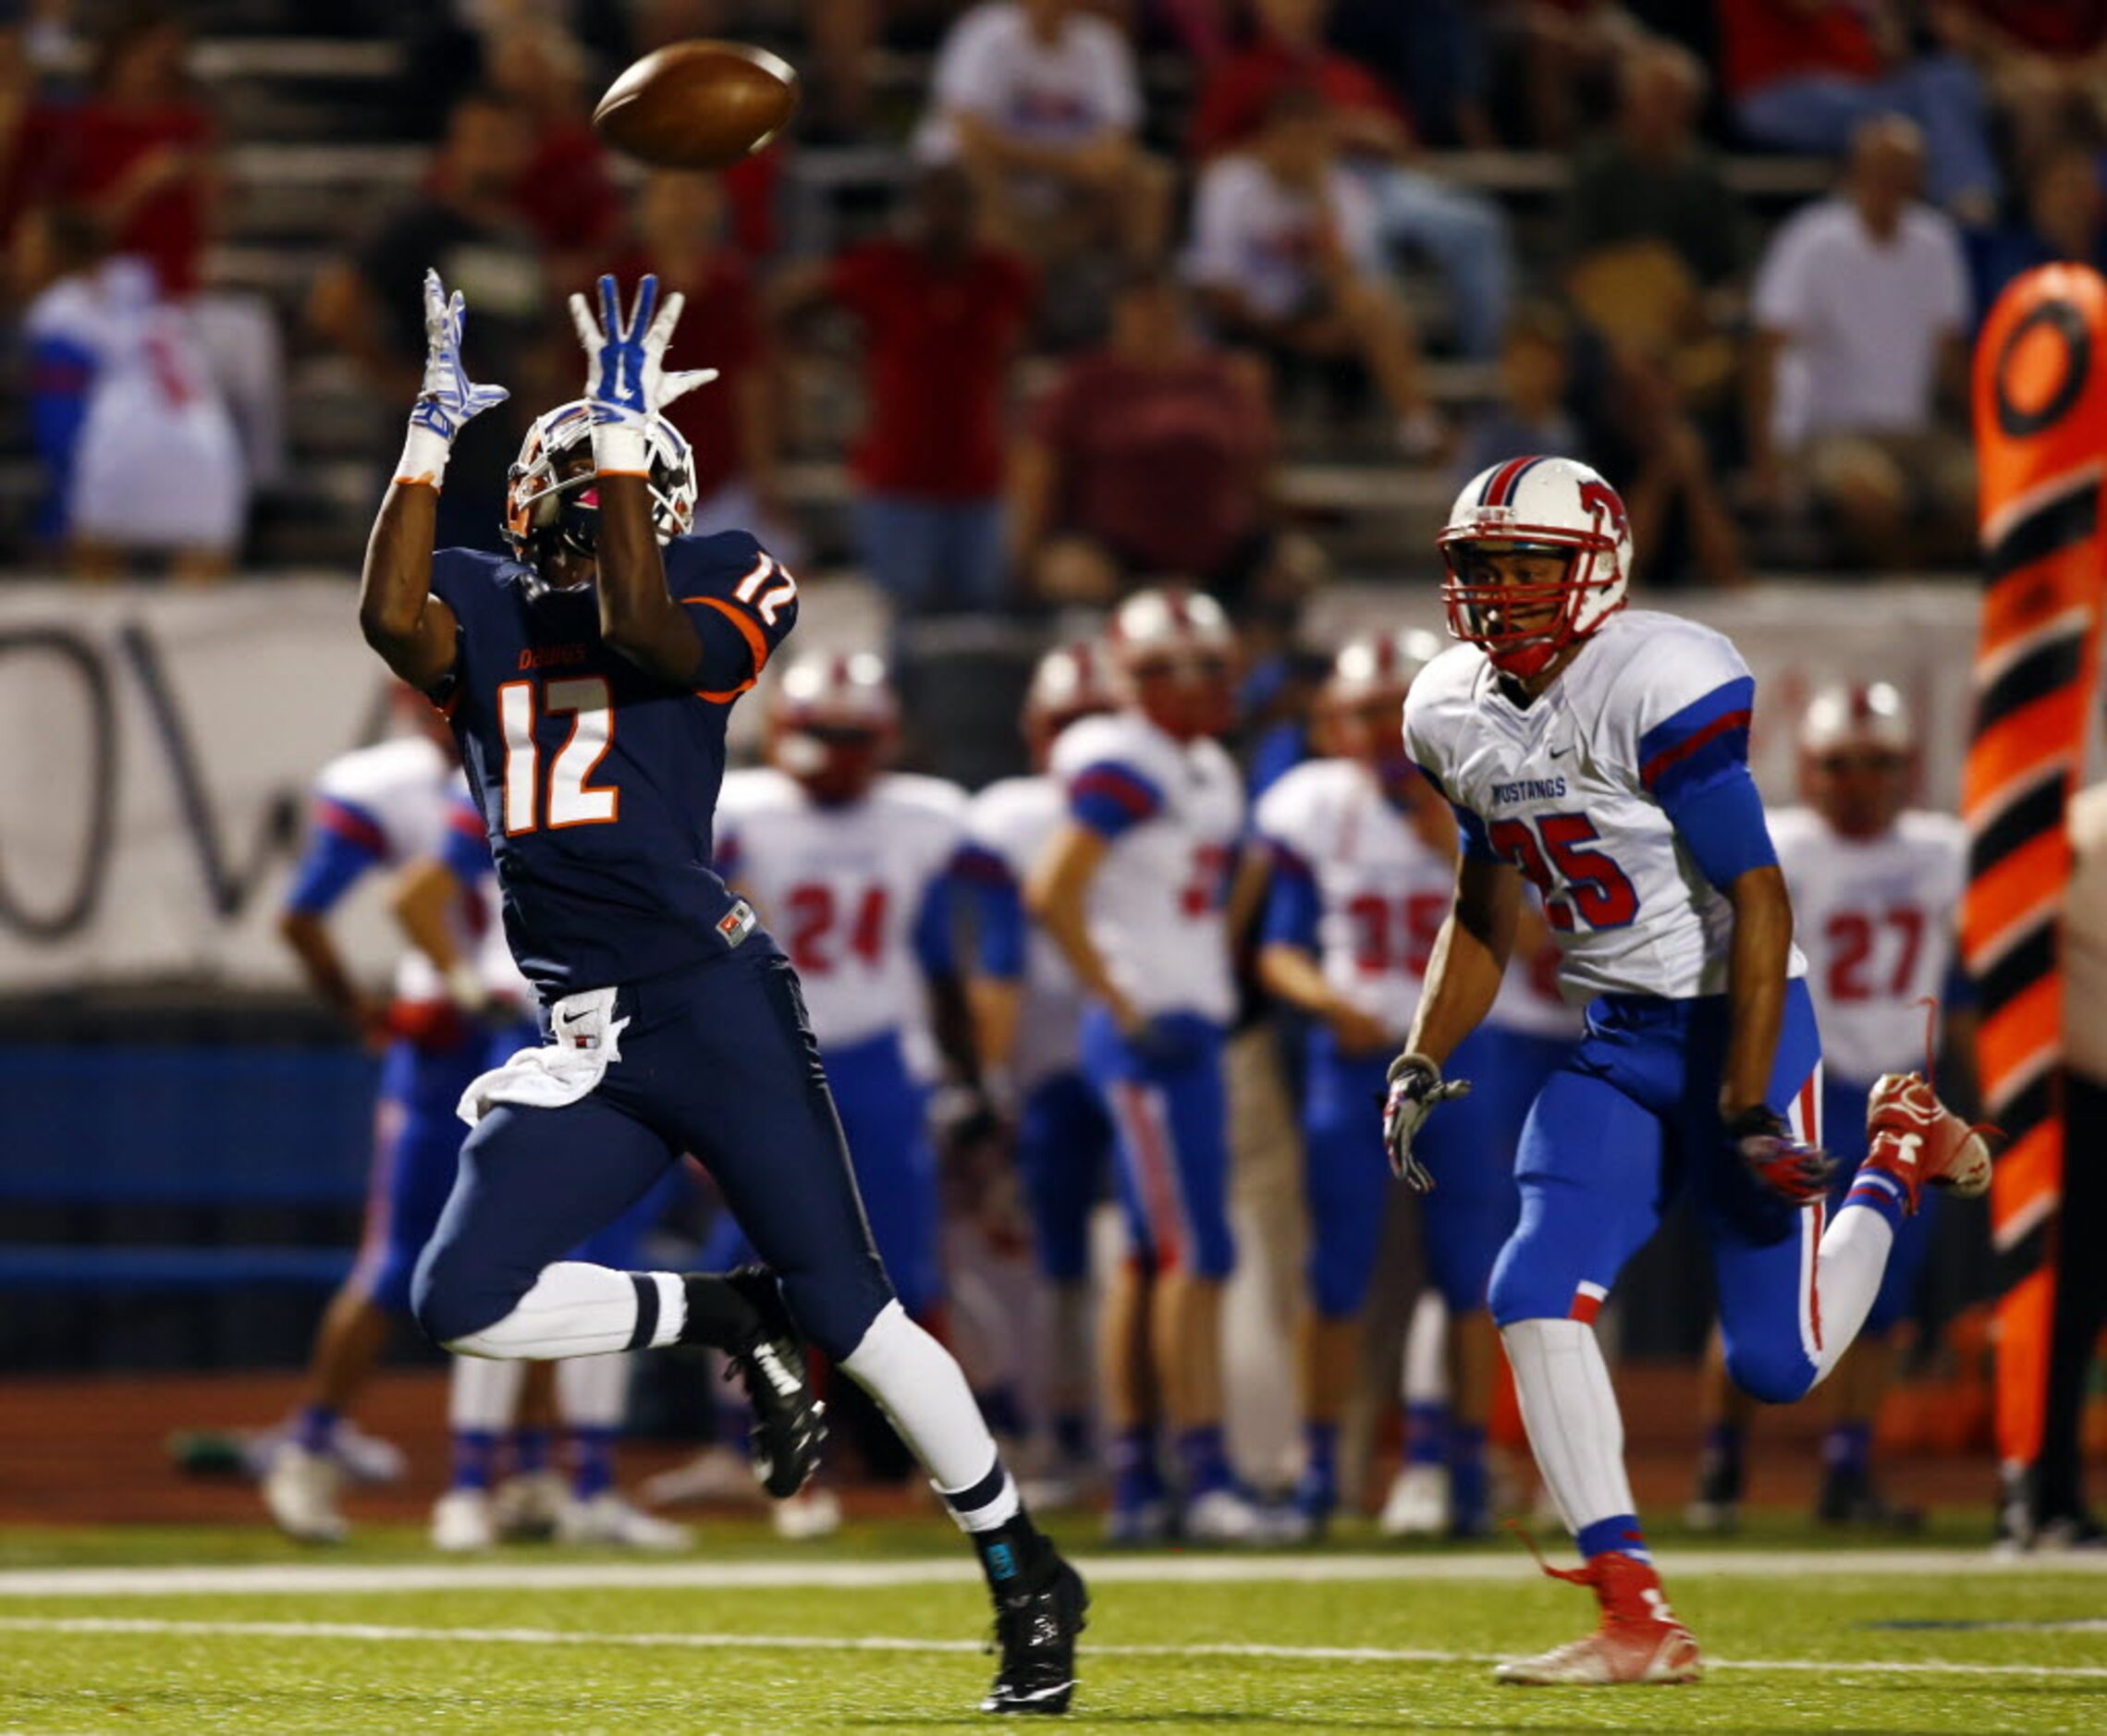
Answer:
[
  {"left": 1403, "top": 609, "right": 1804, "bottom": 1004},
  {"left": 429, "top": 532, "right": 797, "bottom": 1000}
]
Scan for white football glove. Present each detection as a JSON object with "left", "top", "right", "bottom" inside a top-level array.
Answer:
[
  {"left": 567, "top": 272, "right": 717, "bottom": 475},
  {"left": 1381, "top": 1051, "right": 1472, "bottom": 1192},
  {"left": 396, "top": 268, "right": 510, "bottom": 487}
]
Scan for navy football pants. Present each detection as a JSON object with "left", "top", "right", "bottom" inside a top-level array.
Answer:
[{"left": 413, "top": 940, "right": 896, "bottom": 1361}]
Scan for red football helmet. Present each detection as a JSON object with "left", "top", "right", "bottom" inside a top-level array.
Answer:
[
  {"left": 1319, "top": 628, "right": 1441, "bottom": 781},
  {"left": 1023, "top": 639, "right": 1118, "bottom": 769},
  {"left": 1799, "top": 680, "right": 1916, "bottom": 839},
  {"left": 1437, "top": 455, "right": 1632, "bottom": 679},
  {"left": 1107, "top": 586, "right": 1238, "bottom": 742},
  {"left": 766, "top": 650, "right": 899, "bottom": 805}
]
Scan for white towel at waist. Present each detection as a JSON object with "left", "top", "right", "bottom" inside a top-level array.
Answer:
[{"left": 457, "top": 986, "right": 629, "bottom": 1126}]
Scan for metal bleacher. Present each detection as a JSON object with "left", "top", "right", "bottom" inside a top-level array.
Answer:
[{"left": 6, "top": 33, "right": 1841, "bottom": 577}]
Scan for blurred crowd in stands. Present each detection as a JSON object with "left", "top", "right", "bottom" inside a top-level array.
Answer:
[{"left": 3, "top": 0, "right": 2106, "bottom": 595}]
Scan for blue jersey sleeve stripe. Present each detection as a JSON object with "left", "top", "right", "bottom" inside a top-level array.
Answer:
[
  {"left": 312, "top": 796, "right": 389, "bottom": 861},
  {"left": 1660, "top": 762, "right": 1777, "bottom": 889},
  {"left": 953, "top": 843, "right": 1018, "bottom": 889},
  {"left": 1259, "top": 865, "right": 1321, "bottom": 952},
  {"left": 1268, "top": 838, "right": 1317, "bottom": 882},
  {"left": 283, "top": 828, "right": 378, "bottom": 916},
  {"left": 968, "top": 874, "right": 1027, "bottom": 979},
  {"left": 1413, "top": 762, "right": 1497, "bottom": 864},
  {"left": 1069, "top": 761, "right": 1163, "bottom": 821},
  {"left": 1637, "top": 678, "right": 1756, "bottom": 787}
]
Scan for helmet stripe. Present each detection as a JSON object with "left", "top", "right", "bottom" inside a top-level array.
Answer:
[{"left": 1478, "top": 455, "right": 1537, "bottom": 507}]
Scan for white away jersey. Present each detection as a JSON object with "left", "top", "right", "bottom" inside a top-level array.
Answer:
[
  {"left": 716, "top": 767, "right": 969, "bottom": 1054},
  {"left": 1255, "top": 757, "right": 1455, "bottom": 1036},
  {"left": 1773, "top": 806, "right": 1966, "bottom": 1085},
  {"left": 966, "top": 774, "right": 1087, "bottom": 1087},
  {"left": 1049, "top": 711, "right": 1244, "bottom": 1023},
  {"left": 1403, "top": 610, "right": 1804, "bottom": 1004},
  {"left": 308, "top": 737, "right": 458, "bottom": 1002}
]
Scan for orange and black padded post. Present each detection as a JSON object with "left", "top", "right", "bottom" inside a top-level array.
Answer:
[{"left": 1964, "top": 262, "right": 2107, "bottom": 1536}]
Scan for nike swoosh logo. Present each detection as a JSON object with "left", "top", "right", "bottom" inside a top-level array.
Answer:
[
  {"left": 1549, "top": 745, "right": 1572, "bottom": 760},
  {"left": 558, "top": 1008, "right": 593, "bottom": 1027}
]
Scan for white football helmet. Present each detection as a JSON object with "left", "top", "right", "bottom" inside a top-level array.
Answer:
[
  {"left": 1436, "top": 455, "right": 1632, "bottom": 679},
  {"left": 504, "top": 398, "right": 697, "bottom": 562},
  {"left": 1024, "top": 638, "right": 1118, "bottom": 765},
  {"left": 1799, "top": 680, "right": 1914, "bottom": 757},
  {"left": 1325, "top": 628, "right": 1444, "bottom": 708},
  {"left": 1106, "top": 586, "right": 1238, "bottom": 740},
  {"left": 767, "top": 650, "right": 898, "bottom": 803}
]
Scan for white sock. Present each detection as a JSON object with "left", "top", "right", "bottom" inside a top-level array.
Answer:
[
  {"left": 1501, "top": 1316, "right": 1636, "bottom": 1535},
  {"left": 1403, "top": 1290, "right": 1450, "bottom": 1407},
  {"left": 1809, "top": 1204, "right": 1896, "bottom": 1387},
  {"left": 839, "top": 1300, "right": 1015, "bottom": 1526},
  {"left": 447, "top": 1354, "right": 525, "bottom": 1431},
  {"left": 443, "top": 1264, "right": 684, "bottom": 1359},
  {"left": 557, "top": 1351, "right": 631, "bottom": 1428}
]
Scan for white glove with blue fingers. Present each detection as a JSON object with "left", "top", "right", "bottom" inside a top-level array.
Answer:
[
  {"left": 396, "top": 267, "right": 510, "bottom": 488},
  {"left": 567, "top": 273, "right": 717, "bottom": 476},
  {"left": 1381, "top": 1050, "right": 1472, "bottom": 1193}
]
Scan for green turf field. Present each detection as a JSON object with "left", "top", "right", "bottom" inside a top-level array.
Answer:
[{"left": 1, "top": 1521, "right": 2101, "bottom": 1733}]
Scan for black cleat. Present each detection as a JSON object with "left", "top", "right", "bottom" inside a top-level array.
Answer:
[
  {"left": 720, "top": 1266, "right": 826, "bottom": 1499},
  {"left": 1816, "top": 1463, "right": 1923, "bottom": 1531},
  {"left": 982, "top": 1556, "right": 1087, "bottom": 1716}
]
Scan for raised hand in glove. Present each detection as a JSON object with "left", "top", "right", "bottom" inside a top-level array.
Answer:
[
  {"left": 395, "top": 268, "right": 510, "bottom": 488},
  {"left": 1381, "top": 1051, "right": 1472, "bottom": 1192},
  {"left": 567, "top": 273, "right": 717, "bottom": 474},
  {"left": 1729, "top": 1104, "right": 1835, "bottom": 1204}
]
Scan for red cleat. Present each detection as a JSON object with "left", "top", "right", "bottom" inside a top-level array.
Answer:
[
  {"left": 1862, "top": 1071, "right": 1993, "bottom": 1215},
  {"left": 1496, "top": 1550, "right": 1702, "bottom": 1686}
]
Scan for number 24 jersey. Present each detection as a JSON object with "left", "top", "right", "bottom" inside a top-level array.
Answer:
[{"left": 1403, "top": 609, "right": 1805, "bottom": 1004}]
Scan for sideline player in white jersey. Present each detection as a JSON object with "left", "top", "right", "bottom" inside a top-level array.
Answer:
[
  {"left": 959, "top": 642, "right": 1121, "bottom": 1501},
  {"left": 263, "top": 703, "right": 494, "bottom": 1543},
  {"left": 1029, "top": 587, "right": 1260, "bottom": 1543},
  {"left": 711, "top": 650, "right": 971, "bottom": 1342},
  {"left": 1256, "top": 631, "right": 1580, "bottom": 1540},
  {"left": 393, "top": 802, "right": 695, "bottom": 1554},
  {"left": 1391, "top": 454, "right": 1990, "bottom": 1684},
  {"left": 1690, "top": 681, "right": 1973, "bottom": 1532}
]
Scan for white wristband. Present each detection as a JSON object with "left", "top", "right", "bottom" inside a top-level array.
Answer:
[
  {"left": 395, "top": 422, "right": 452, "bottom": 488},
  {"left": 444, "top": 961, "right": 487, "bottom": 1014},
  {"left": 590, "top": 416, "right": 651, "bottom": 477}
]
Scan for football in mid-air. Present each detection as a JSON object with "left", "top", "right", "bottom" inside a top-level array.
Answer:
[{"left": 591, "top": 40, "right": 798, "bottom": 171}]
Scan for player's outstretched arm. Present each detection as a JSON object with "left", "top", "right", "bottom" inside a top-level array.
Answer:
[
  {"left": 1718, "top": 862, "right": 1792, "bottom": 1119},
  {"left": 570, "top": 275, "right": 718, "bottom": 686},
  {"left": 1405, "top": 854, "right": 1519, "bottom": 1067},
  {"left": 361, "top": 269, "right": 509, "bottom": 691}
]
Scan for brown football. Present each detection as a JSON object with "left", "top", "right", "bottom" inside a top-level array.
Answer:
[{"left": 592, "top": 40, "right": 798, "bottom": 171}]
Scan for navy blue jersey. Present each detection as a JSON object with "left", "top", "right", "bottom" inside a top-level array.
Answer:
[{"left": 429, "top": 531, "right": 798, "bottom": 998}]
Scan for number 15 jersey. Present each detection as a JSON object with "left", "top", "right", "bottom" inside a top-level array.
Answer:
[
  {"left": 429, "top": 532, "right": 798, "bottom": 1000},
  {"left": 1403, "top": 609, "right": 1804, "bottom": 1004}
]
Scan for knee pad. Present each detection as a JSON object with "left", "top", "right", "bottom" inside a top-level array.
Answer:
[{"left": 1723, "top": 1331, "right": 1818, "bottom": 1406}]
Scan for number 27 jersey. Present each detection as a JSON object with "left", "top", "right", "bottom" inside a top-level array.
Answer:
[
  {"left": 429, "top": 531, "right": 798, "bottom": 1000},
  {"left": 1403, "top": 609, "right": 1803, "bottom": 1004}
]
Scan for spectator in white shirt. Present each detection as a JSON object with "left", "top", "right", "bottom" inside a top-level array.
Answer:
[
  {"left": 915, "top": 0, "right": 1169, "bottom": 275},
  {"left": 1185, "top": 82, "right": 1437, "bottom": 454},
  {"left": 1746, "top": 115, "right": 1973, "bottom": 568}
]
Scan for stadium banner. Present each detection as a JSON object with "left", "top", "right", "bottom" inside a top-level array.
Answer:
[{"left": 1, "top": 578, "right": 1984, "bottom": 995}]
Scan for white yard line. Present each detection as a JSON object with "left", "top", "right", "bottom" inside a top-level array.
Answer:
[
  {"left": 0, "top": 1547, "right": 2100, "bottom": 1600},
  {"left": 0, "top": 1616, "right": 2101, "bottom": 1682}
]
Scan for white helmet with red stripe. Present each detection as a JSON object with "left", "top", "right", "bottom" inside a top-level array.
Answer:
[
  {"left": 1437, "top": 454, "right": 1632, "bottom": 679},
  {"left": 1024, "top": 638, "right": 1118, "bottom": 767},
  {"left": 1324, "top": 628, "right": 1444, "bottom": 709},
  {"left": 1798, "top": 680, "right": 1917, "bottom": 837},
  {"left": 767, "top": 649, "right": 899, "bottom": 803},
  {"left": 1107, "top": 585, "right": 1238, "bottom": 741}
]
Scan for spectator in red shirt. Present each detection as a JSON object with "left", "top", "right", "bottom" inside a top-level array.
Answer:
[
  {"left": 1188, "top": 0, "right": 1511, "bottom": 360},
  {"left": 1011, "top": 267, "right": 1282, "bottom": 605},
  {"left": 613, "top": 169, "right": 797, "bottom": 563},
  {"left": 776, "top": 166, "right": 1035, "bottom": 615},
  {"left": 45, "top": 3, "right": 219, "bottom": 299},
  {"left": 1720, "top": 0, "right": 1998, "bottom": 220}
]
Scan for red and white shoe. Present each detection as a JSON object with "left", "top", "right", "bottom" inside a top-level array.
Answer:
[
  {"left": 1862, "top": 1072, "right": 1993, "bottom": 1215},
  {"left": 1496, "top": 1551, "right": 1702, "bottom": 1686}
]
